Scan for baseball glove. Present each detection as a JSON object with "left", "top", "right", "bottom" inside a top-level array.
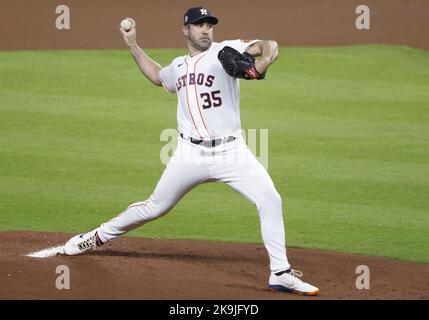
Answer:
[{"left": 218, "top": 46, "right": 265, "bottom": 80}]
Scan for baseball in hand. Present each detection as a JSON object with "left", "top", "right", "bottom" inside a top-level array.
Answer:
[{"left": 120, "top": 19, "right": 132, "bottom": 31}]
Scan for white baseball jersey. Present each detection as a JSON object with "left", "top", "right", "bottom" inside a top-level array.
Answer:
[{"left": 159, "top": 39, "right": 260, "bottom": 140}]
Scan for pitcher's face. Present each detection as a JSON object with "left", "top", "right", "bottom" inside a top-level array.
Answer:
[{"left": 184, "top": 22, "right": 214, "bottom": 52}]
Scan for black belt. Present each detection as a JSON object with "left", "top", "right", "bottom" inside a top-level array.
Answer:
[{"left": 180, "top": 133, "right": 236, "bottom": 148}]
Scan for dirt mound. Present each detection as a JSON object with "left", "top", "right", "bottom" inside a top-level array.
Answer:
[{"left": 0, "top": 231, "right": 428, "bottom": 300}]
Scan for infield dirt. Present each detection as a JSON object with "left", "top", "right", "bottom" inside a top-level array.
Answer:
[
  {"left": 1, "top": 231, "right": 428, "bottom": 299},
  {"left": 1, "top": 0, "right": 428, "bottom": 50}
]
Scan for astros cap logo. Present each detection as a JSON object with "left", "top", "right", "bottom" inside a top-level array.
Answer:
[{"left": 183, "top": 7, "right": 219, "bottom": 26}]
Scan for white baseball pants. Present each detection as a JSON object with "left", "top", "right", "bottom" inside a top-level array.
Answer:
[{"left": 97, "top": 135, "right": 291, "bottom": 272}]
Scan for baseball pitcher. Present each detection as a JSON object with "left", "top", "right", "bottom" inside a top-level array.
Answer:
[{"left": 63, "top": 7, "right": 319, "bottom": 296}]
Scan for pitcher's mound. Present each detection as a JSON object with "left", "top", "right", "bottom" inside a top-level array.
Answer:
[{"left": 1, "top": 231, "right": 428, "bottom": 299}]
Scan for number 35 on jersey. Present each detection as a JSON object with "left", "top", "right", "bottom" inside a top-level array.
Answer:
[{"left": 176, "top": 73, "right": 222, "bottom": 109}]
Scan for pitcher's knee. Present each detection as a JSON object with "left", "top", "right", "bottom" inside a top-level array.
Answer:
[
  {"left": 273, "top": 190, "right": 282, "bottom": 206},
  {"left": 270, "top": 190, "right": 283, "bottom": 210},
  {"left": 127, "top": 197, "right": 174, "bottom": 222},
  {"left": 256, "top": 189, "right": 282, "bottom": 212}
]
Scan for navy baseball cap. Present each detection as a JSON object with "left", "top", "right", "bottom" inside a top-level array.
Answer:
[{"left": 184, "top": 7, "right": 218, "bottom": 26}]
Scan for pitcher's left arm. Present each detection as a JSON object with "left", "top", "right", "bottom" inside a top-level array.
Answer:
[{"left": 245, "top": 40, "right": 279, "bottom": 75}]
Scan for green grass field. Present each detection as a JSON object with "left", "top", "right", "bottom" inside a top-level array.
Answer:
[{"left": 1, "top": 45, "right": 428, "bottom": 263}]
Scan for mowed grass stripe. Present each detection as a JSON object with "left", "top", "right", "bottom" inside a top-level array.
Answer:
[{"left": 0, "top": 45, "right": 428, "bottom": 263}]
